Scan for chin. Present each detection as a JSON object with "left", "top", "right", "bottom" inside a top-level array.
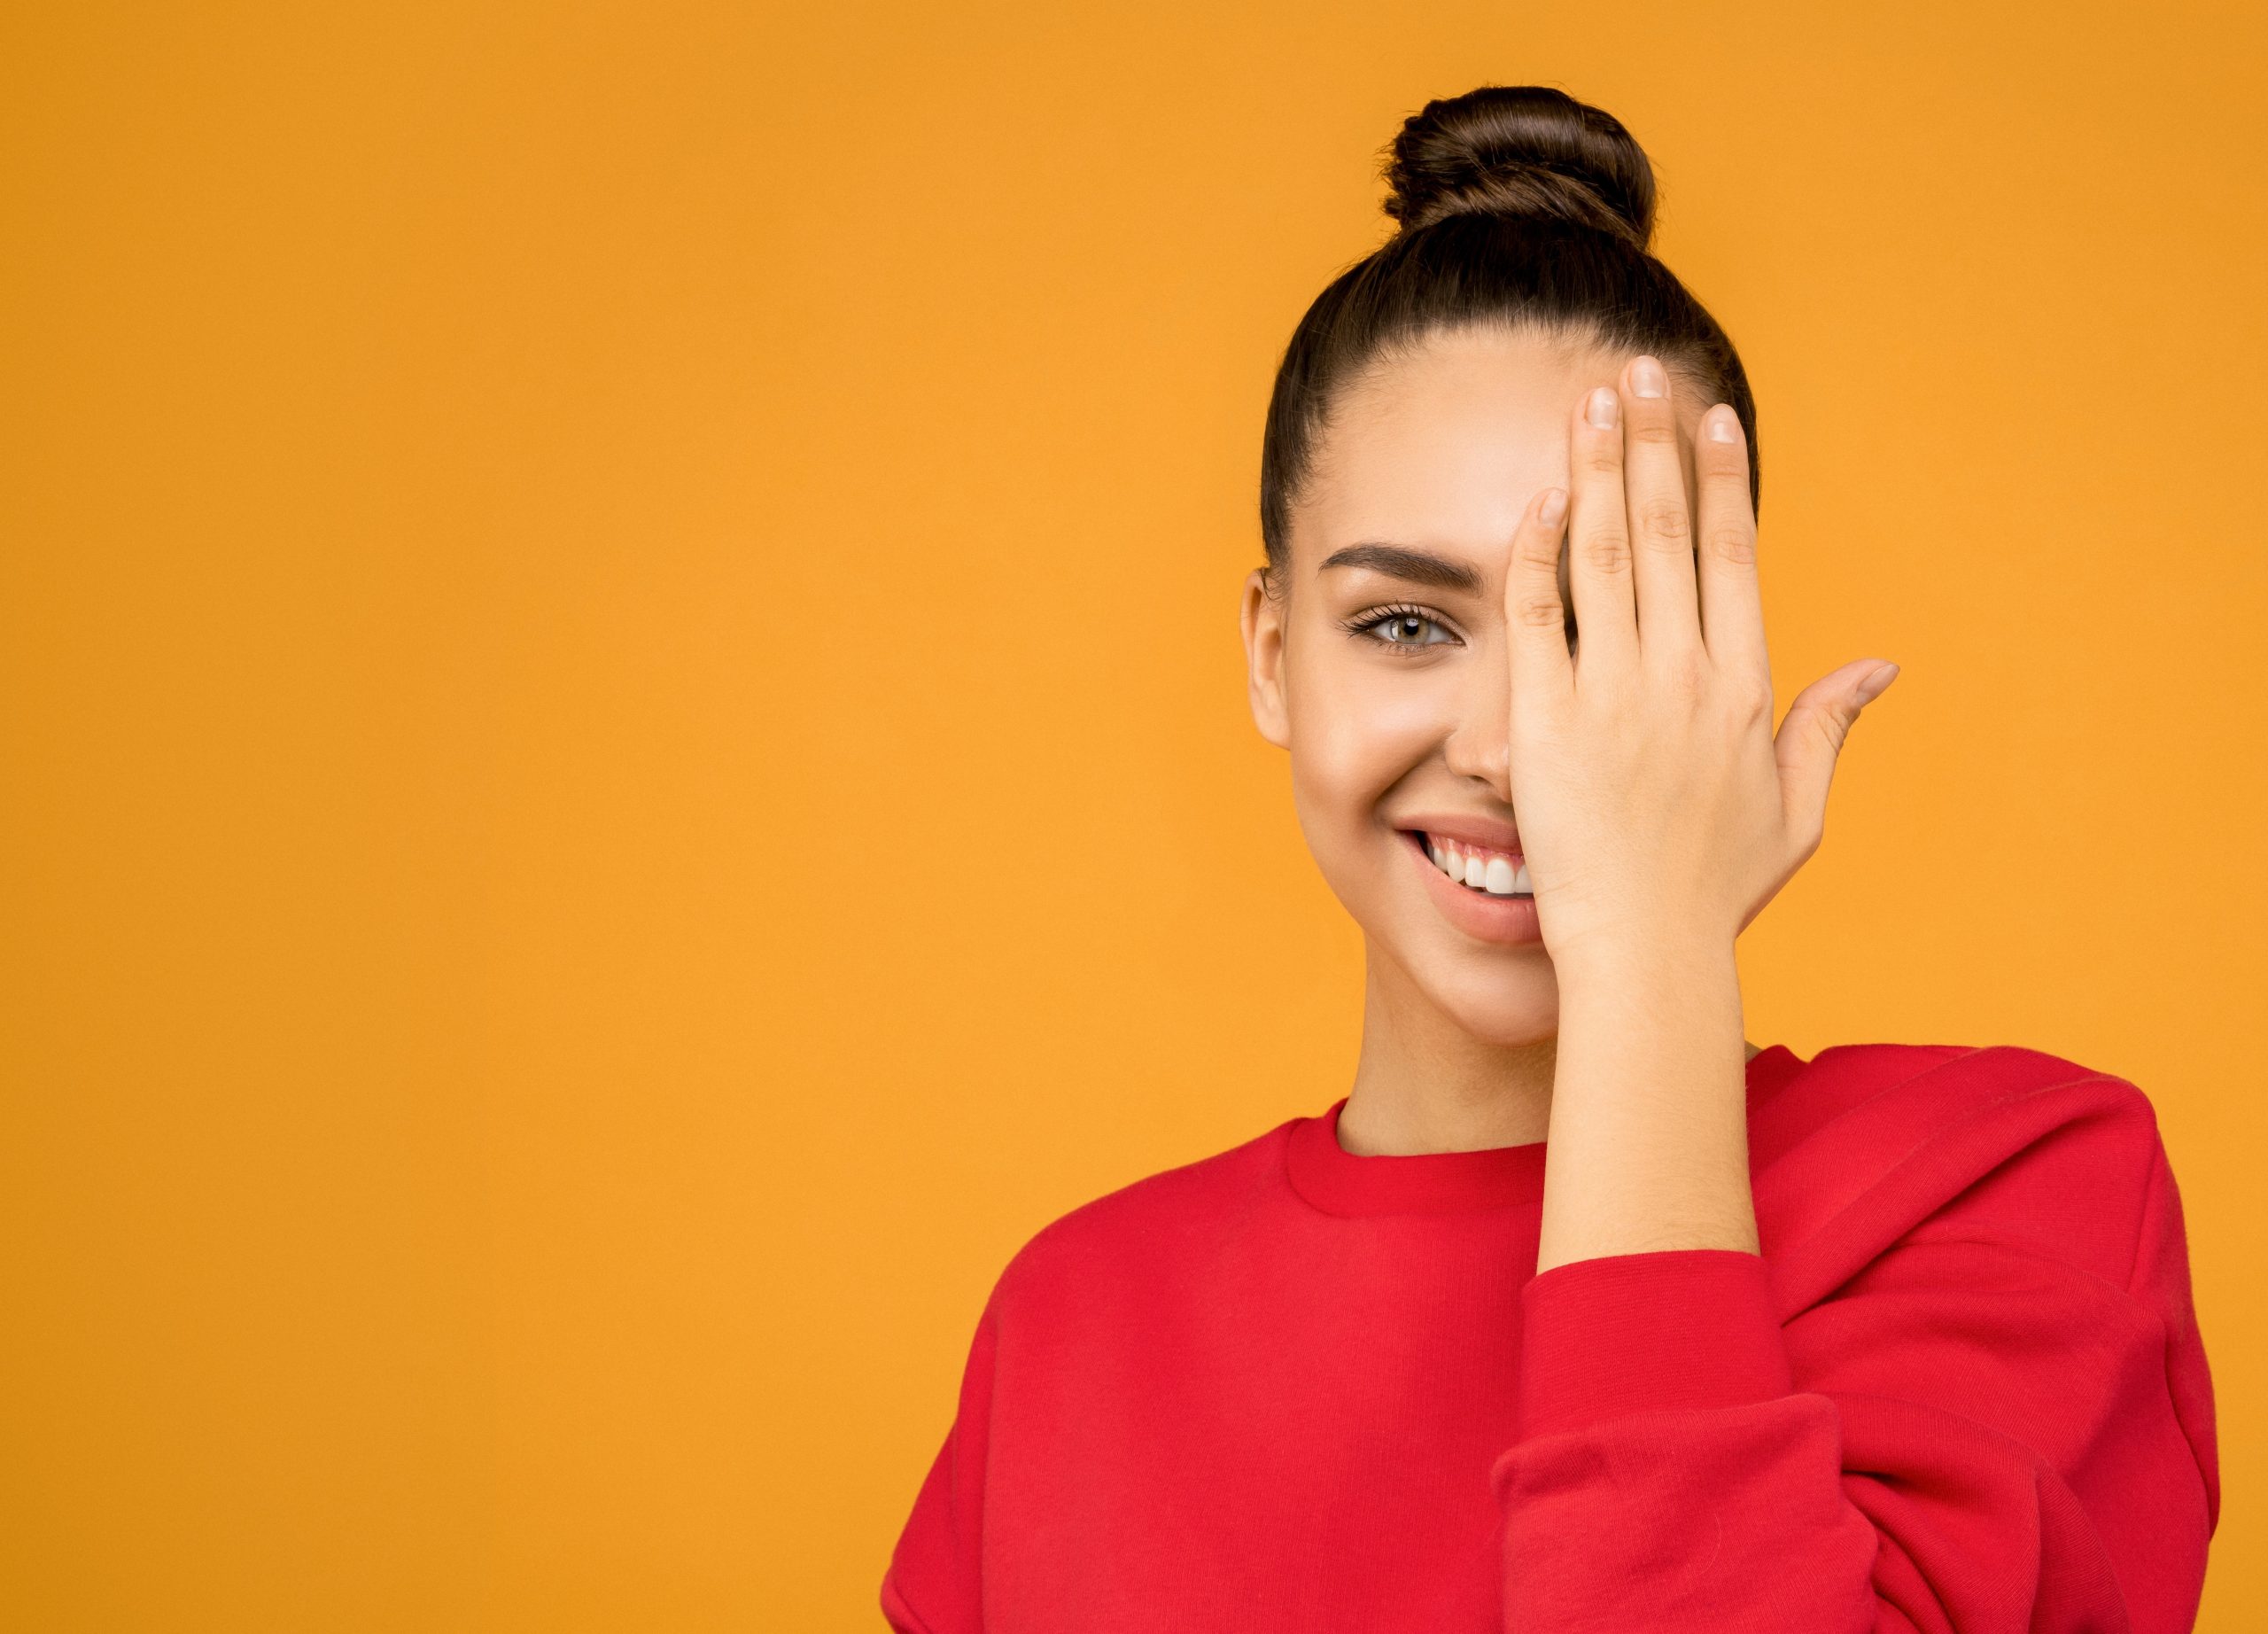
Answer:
[{"left": 1391, "top": 938, "right": 1562, "bottom": 1046}]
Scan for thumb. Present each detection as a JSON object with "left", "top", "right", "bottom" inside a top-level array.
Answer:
[{"left": 1774, "top": 658, "right": 1899, "bottom": 845}]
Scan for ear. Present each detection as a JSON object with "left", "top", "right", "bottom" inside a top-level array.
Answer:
[{"left": 1240, "top": 566, "right": 1290, "bottom": 750}]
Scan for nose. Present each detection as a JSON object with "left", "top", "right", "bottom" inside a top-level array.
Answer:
[{"left": 1439, "top": 638, "right": 1512, "bottom": 801}]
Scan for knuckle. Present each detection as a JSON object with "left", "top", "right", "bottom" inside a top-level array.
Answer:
[
  {"left": 1513, "top": 593, "right": 1569, "bottom": 632},
  {"left": 1627, "top": 415, "right": 1679, "bottom": 447},
  {"left": 1514, "top": 536, "right": 1562, "bottom": 573},
  {"left": 1703, "top": 523, "right": 1757, "bottom": 566},
  {"left": 1581, "top": 443, "right": 1624, "bottom": 477},
  {"left": 1579, "top": 528, "right": 1632, "bottom": 575},
  {"left": 1636, "top": 498, "right": 1691, "bottom": 545}
]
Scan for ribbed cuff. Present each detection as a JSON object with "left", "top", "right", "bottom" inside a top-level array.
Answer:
[{"left": 1516, "top": 1248, "right": 1793, "bottom": 1441}]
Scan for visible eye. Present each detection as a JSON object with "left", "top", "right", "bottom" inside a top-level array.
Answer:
[{"left": 1341, "top": 603, "right": 1461, "bottom": 653}]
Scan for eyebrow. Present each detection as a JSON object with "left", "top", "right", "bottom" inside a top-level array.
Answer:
[{"left": 1317, "top": 542, "right": 1483, "bottom": 595}]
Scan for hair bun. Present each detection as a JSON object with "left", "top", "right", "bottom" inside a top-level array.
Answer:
[{"left": 1381, "top": 85, "right": 1656, "bottom": 252}]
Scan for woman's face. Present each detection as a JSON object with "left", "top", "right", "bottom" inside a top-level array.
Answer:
[{"left": 1239, "top": 323, "right": 1709, "bottom": 1044}]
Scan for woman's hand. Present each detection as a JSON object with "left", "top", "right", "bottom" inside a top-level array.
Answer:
[{"left": 1503, "top": 354, "right": 1899, "bottom": 975}]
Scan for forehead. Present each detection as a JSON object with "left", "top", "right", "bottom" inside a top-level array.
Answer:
[{"left": 1294, "top": 323, "right": 1703, "bottom": 570}]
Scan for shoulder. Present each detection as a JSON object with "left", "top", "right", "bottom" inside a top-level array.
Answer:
[
  {"left": 1782, "top": 1039, "right": 2166, "bottom": 1157},
  {"left": 1792, "top": 1038, "right": 2158, "bottom": 1117},
  {"left": 1767, "top": 1040, "right": 2174, "bottom": 1295},
  {"left": 982, "top": 1115, "right": 1299, "bottom": 1323}
]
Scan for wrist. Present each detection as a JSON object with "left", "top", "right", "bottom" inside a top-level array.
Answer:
[{"left": 1547, "top": 923, "right": 1738, "bottom": 990}]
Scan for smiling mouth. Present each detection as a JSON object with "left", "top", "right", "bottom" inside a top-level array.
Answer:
[{"left": 1402, "top": 829, "right": 1534, "bottom": 898}]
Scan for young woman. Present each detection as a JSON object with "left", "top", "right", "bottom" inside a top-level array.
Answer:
[{"left": 880, "top": 85, "right": 2218, "bottom": 1633}]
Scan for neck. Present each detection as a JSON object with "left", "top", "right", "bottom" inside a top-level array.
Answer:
[{"left": 1337, "top": 945, "right": 1761, "bottom": 1156}]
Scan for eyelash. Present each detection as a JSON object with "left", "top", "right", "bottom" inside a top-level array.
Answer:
[{"left": 1340, "top": 603, "right": 1462, "bottom": 653}]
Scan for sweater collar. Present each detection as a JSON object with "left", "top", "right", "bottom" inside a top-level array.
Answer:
[{"left": 1285, "top": 1043, "right": 1806, "bottom": 1218}]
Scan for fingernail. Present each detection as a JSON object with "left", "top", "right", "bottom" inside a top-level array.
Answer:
[
  {"left": 1707, "top": 406, "right": 1740, "bottom": 442},
  {"left": 1539, "top": 487, "right": 1567, "bottom": 526},
  {"left": 1855, "top": 662, "right": 1899, "bottom": 704},
  {"left": 1587, "top": 386, "right": 1619, "bottom": 428},
  {"left": 1631, "top": 356, "right": 1666, "bottom": 398}
]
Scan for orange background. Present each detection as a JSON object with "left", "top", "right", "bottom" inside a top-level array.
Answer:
[{"left": 4, "top": 2, "right": 2261, "bottom": 1628}]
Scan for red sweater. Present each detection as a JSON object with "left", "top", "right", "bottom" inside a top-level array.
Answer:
[{"left": 882, "top": 1043, "right": 2219, "bottom": 1632}]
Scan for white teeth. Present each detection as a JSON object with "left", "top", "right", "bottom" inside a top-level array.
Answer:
[{"left": 1419, "top": 831, "right": 1535, "bottom": 899}]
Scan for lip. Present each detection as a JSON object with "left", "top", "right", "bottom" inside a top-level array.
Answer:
[
  {"left": 1395, "top": 812, "right": 1522, "bottom": 854},
  {"left": 1395, "top": 827, "right": 1543, "bottom": 947}
]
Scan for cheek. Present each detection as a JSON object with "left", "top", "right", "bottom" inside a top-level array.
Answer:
[{"left": 1285, "top": 646, "right": 1451, "bottom": 815}]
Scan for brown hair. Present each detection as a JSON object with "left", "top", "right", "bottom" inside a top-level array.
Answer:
[{"left": 1258, "top": 85, "right": 1759, "bottom": 591}]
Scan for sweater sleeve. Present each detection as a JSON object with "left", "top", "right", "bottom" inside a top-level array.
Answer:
[
  {"left": 880, "top": 1293, "right": 998, "bottom": 1634},
  {"left": 1492, "top": 1144, "right": 2218, "bottom": 1632}
]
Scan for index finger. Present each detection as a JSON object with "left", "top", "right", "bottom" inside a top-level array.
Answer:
[{"left": 1504, "top": 483, "right": 1574, "bottom": 705}]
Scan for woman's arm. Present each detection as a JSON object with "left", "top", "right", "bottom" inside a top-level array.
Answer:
[
  {"left": 1534, "top": 938, "right": 1754, "bottom": 1273},
  {"left": 1493, "top": 346, "right": 2217, "bottom": 1621},
  {"left": 1493, "top": 1124, "right": 2218, "bottom": 1630},
  {"left": 880, "top": 1296, "right": 998, "bottom": 1634},
  {"left": 1500, "top": 354, "right": 1900, "bottom": 1280}
]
